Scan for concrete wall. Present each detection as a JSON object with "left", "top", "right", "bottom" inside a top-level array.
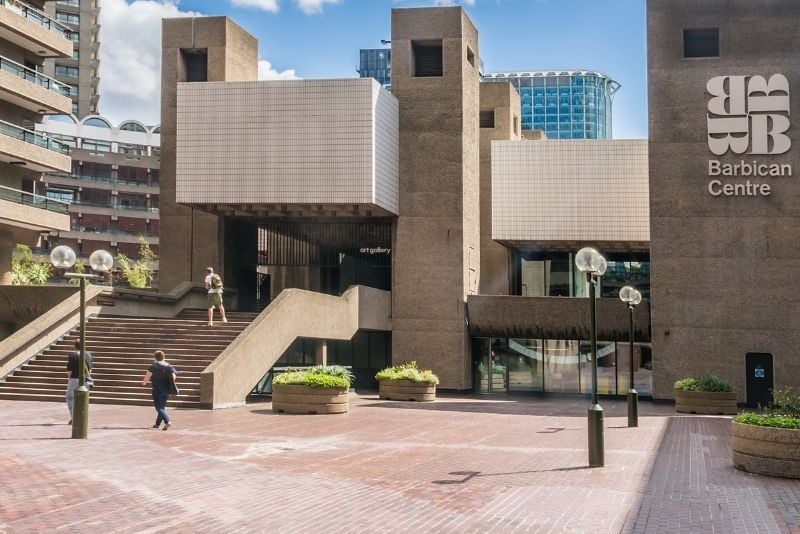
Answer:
[
  {"left": 160, "top": 17, "right": 258, "bottom": 292},
  {"left": 648, "top": 0, "right": 800, "bottom": 399},
  {"left": 492, "top": 139, "right": 649, "bottom": 246},
  {"left": 479, "top": 82, "right": 520, "bottom": 295},
  {"left": 391, "top": 7, "right": 480, "bottom": 390},
  {"left": 175, "top": 79, "right": 399, "bottom": 214}
]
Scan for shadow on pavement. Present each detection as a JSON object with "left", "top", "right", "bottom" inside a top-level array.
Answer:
[{"left": 433, "top": 465, "right": 592, "bottom": 484}]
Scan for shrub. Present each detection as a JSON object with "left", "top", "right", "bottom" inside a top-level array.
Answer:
[
  {"left": 116, "top": 237, "right": 157, "bottom": 289},
  {"left": 770, "top": 386, "right": 800, "bottom": 418},
  {"left": 674, "top": 374, "right": 732, "bottom": 392},
  {"left": 375, "top": 361, "right": 439, "bottom": 385},
  {"left": 273, "top": 365, "right": 353, "bottom": 390},
  {"left": 12, "top": 244, "right": 52, "bottom": 285},
  {"left": 734, "top": 412, "right": 800, "bottom": 430}
]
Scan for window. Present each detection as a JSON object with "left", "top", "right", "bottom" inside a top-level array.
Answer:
[
  {"left": 84, "top": 117, "right": 110, "bottom": 128},
  {"left": 56, "top": 11, "right": 80, "bottom": 25},
  {"left": 683, "top": 28, "right": 719, "bottom": 58},
  {"left": 72, "top": 49, "right": 79, "bottom": 60},
  {"left": 46, "top": 188, "right": 75, "bottom": 202},
  {"left": 58, "top": 0, "right": 81, "bottom": 6},
  {"left": 466, "top": 46, "right": 476, "bottom": 68},
  {"left": 69, "top": 32, "right": 79, "bottom": 43},
  {"left": 71, "top": 102, "right": 78, "bottom": 114},
  {"left": 118, "top": 143, "right": 147, "bottom": 156},
  {"left": 55, "top": 64, "right": 79, "bottom": 77},
  {"left": 181, "top": 49, "right": 208, "bottom": 82},
  {"left": 81, "top": 139, "right": 111, "bottom": 152},
  {"left": 66, "top": 84, "right": 78, "bottom": 96},
  {"left": 120, "top": 122, "right": 146, "bottom": 133},
  {"left": 479, "top": 110, "right": 495, "bottom": 128},
  {"left": 412, "top": 40, "right": 443, "bottom": 77}
]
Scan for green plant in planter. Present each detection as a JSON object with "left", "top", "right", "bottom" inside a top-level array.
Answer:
[
  {"left": 375, "top": 361, "right": 439, "bottom": 384},
  {"left": 735, "top": 387, "right": 800, "bottom": 428},
  {"left": 273, "top": 365, "right": 354, "bottom": 390},
  {"left": 674, "top": 374, "right": 732, "bottom": 392}
]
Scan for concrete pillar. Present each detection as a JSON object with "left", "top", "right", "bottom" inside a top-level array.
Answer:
[
  {"left": 315, "top": 340, "right": 328, "bottom": 366},
  {"left": 0, "top": 233, "right": 13, "bottom": 285}
]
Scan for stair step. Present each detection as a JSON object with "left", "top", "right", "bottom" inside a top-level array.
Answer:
[{"left": 0, "top": 392, "right": 201, "bottom": 408}]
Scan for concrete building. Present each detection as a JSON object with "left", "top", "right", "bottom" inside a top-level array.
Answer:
[
  {"left": 0, "top": 0, "right": 73, "bottom": 284},
  {"left": 36, "top": 114, "right": 160, "bottom": 261},
  {"left": 43, "top": 0, "right": 99, "bottom": 118},
  {"left": 647, "top": 0, "right": 800, "bottom": 405}
]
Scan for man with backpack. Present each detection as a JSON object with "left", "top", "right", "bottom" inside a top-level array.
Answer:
[{"left": 204, "top": 267, "right": 228, "bottom": 327}]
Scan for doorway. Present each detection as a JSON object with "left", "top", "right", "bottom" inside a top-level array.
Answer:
[{"left": 745, "top": 352, "right": 774, "bottom": 409}]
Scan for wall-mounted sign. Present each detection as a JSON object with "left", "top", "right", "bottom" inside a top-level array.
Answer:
[
  {"left": 706, "top": 74, "right": 792, "bottom": 196},
  {"left": 360, "top": 247, "right": 391, "bottom": 255}
]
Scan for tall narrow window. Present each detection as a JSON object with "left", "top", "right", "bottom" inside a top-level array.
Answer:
[
  {"left": 683, "top": 28, "right": 719, "bottom": 58},
  {"left": 412, "top": 40, "right": 443, "bottom": 77},
  {"left": 181, "top": 49, "right": 208, "bottom": 82}
]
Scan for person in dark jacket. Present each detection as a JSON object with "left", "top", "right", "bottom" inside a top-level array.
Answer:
[
  {"left": 66, "top": 340, "right": 93, "bottom": 424},
  {"left": 141, "top": 350, "right": 178, "bottom": 430}
]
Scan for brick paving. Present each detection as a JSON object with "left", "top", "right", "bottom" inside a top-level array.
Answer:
[{"left": 0, "top": 395, "right": 797, "bottom": 533}]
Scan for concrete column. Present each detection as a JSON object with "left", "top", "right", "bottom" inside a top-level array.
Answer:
[
  {"left": 0, "top": 233, "right": 13, "bottom": 285},
  {"left": 315, "top": 340, "right": 328, "bottom": 366}
]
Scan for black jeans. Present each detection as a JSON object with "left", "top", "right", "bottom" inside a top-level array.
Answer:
[{"left": 152, "top": 384, "right": 170, "bottom": 425}]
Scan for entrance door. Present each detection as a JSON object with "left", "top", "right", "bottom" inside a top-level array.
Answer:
[{"left": 745, "top": 352, "right": 774, "bottom": 409}]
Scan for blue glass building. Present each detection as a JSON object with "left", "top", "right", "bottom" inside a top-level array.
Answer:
[
  {"left": 481, "top": 71, "right": 620, "bottom": 139},
  {"left": 357, "top": 48, "right": 391, "bottom": 88}
]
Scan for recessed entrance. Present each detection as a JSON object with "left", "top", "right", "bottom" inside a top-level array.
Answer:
[{"left": 745, "top": 352, "right": 774, "bottom": 409}]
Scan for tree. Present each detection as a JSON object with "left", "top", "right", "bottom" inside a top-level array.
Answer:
[
  {"left": 11, "top": 244, "right": 52, "bottom": 285},
  {"left": 116, "top": 237, "right": 157, "bottom": 289}
]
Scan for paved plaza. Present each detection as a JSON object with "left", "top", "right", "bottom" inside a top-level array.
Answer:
[{"left": 0, "top": 395, "right": 798, "bottom": 533}]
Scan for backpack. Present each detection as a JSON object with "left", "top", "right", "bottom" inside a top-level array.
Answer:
[{"left": 210, "top": 274, "right": 222, "bottom": 289}]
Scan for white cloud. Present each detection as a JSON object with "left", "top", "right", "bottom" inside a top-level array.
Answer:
[
  {"left": 295, "top": 0, "right": 342, "bottom": 14},
  {"left": 230, "top": 0, "right": 279, "bottom": 12},
  {"left": 99, "top": 0, "right": 201, "bottom": 126},
  {"left": 258, "top": 59, "right": 300, "bottom": 80}
]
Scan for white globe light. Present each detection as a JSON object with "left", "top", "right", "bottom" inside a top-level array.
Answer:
[
  {"left": 594, "top": 254, "right": 607, "bottom": 276},
  {"left": 89, "top": 249, "right": 113, "bottom": 272},
  {"left": 50, "top": 245, "right": 76, "bottom": 269},
  {"left": 630, "top": 289, "right": 643, "bottom": 306},
  {"left": 575, "top": 247, "right": 599, "bottom": 273},
  {"left": 619, "top": 285, "right": 635, "bottom": 303}
]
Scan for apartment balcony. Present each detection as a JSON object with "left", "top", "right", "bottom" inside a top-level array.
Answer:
[
  {"left": 56, "top": 227, "right": 158, "bottom": 245},
  {"left": 0, "top": 55, "right": 71, "bottom": 114},
  {"left": 0, "top": 119, "right": 70, "bottom": 172},
  {"left": 0, "top": 184, "right": 69, "bottom": 241},
  {"left": 44, "top": 172, "right": 159, "bottom": 194},
  {"left": 68, "top": 200, "right": 159, "bottom": 220},
  {"left": 0, "top": 0, "right": 72, "bottom": 58}
]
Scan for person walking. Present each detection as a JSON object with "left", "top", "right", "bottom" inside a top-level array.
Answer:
[
  {"left": 66, "top": 340, "right": 92, "bottom": 425},
  {"left": 141, "top": 350, "right": 178, "bottom": 430},
  {"left": 204, "top": 267, "right": 228, "bottom": 327}
]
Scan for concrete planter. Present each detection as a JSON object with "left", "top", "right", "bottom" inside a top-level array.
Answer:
[
  {"left": 732, "top": 421, "right": 800, "bottom": 479},
  {"left": 675, "top": 389, "right": 737, "bottom": 415},
  {"left": 379, "top": 379, "right": 436, "bottom": 402},
  {"left": 272, "top": 384, "right": 349, "bottom": 414}
]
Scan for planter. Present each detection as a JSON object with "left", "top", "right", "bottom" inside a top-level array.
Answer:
[
  {"left": 379, "top": 379, "right": 436, "bottom": 402},
  {"left": 272, "top": 384, "right": 349, "bottom": 414},
  {"left": 674, "top": 389, "right": 737, "bottom": 415},
  {"left": 732, "top": 421, "right": 800, "bottom": 479}
]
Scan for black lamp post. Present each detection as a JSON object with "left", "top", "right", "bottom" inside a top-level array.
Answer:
[
  {"left": 619, "top": 285, "right": 642, "bottom": 428},
  {"left": 50, "top": 246, "right": 113, "bottom": 439},
  {"left": 575, "top": 246, "right": 607, "bottom": 467}
]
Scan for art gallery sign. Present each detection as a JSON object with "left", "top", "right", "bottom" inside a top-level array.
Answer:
[{"left": 706, "top": 74, "right": 792, "bottom": 196}]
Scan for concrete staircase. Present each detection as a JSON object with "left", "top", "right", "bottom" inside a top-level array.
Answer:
[{"left": 0, "top": 309, "right": 258, "bottom": 408}]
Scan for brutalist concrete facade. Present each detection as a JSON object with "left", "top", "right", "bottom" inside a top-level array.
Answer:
[
  {"left": 159, "top": 17, "right": 258, "bottom": 293},
  {"left": 648, "top": 0, "right": 800, "bottom": 399},
  {"left": 391, "top": 8, "right": 481, "bottom": 390}
]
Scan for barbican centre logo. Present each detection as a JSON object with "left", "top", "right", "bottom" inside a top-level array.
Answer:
[{"left": 706, "top": 74, "right": 792, "bottom": 197}]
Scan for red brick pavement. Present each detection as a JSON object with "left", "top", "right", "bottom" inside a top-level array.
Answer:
[{"left": 0, "top": 395, "right": 797, "bottom": 533}]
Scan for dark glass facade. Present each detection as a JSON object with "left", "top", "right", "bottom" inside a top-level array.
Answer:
[
  {"left": 481, "top": 71, "right": 619, "bottom": 139},
  {"left": 473, "top": 337, "right": 652, "bottom": 396},
  {"left": 358, "top": 48, "right": 391, "bottom": 88}
]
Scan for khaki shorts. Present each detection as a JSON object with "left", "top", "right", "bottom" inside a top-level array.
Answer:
[{"left": 207, "top": 292, "right": 223, "bottom": 308}]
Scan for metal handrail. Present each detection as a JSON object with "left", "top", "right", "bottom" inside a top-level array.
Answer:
[
  {"left": 0, "top": 55, "right": 70, "bottom": 96},
  {"left": 0, "top": 184, "right": 69, "bottom": 213},
  {"left": 69, "top": 199, "right": 160, "bottom": 213},
  {"left": 0, "top": 119, "right": 68, "bottom": 153},
  {"left": 0, "top": 0, "right": 72, "bottom": 40},
  {"left": 45, "top": 172, "right": 158, "bottom": 188}
]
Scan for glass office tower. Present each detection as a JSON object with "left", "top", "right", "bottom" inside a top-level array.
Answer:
[
  {"left": 482, "top": 71, "right": 620, "bottom": 139},
  {"left": 357, "top": 48, "right": 391, "bottom": 88}
]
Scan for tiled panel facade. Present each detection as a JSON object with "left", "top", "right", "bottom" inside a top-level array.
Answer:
[
  {"left": 491, "top": 139, "right": 649, "bottom": 243},
  {"left": 176, "top": 78, "right": 399, "bottom": 214}
]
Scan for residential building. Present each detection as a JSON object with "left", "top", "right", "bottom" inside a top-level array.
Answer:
[
  {"left": 481, "top": 71, "right": 619, "bottom": 139},
  {"left": 43, "top": 0, "right": 99, "bottom": 117},
  {"left": 36, "top": 114, "right": 160, "bottom": 260},
  {"left": 0, "top": 0, "right": 73, "bottom": 285}
]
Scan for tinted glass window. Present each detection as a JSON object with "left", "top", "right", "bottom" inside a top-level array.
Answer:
[{"left": 683, "top": 28, "right": 719, "bottom": 58}]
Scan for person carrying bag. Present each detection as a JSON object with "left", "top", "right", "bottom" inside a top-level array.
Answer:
[{"left": 141, "top": 350, "right": 178, "bottom": 430}]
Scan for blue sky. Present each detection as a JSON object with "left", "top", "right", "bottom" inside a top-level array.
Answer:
[{"left": 100, "top": 0, "right": 647, "bottom": 137}]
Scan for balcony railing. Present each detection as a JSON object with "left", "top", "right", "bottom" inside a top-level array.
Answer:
[
  {"left": 0, "top": 184, "right": 68, "bottom": 213},
  {"left": 69, "top": 226, "right": 158, "bottom": 238},
  {"left": 0, "top": 119, "right": 68, "bottom": 153},
  {"left": 0, "top": 55, "right": 70, "bottom": 96},
  {"left": 69, "top": 199, "right": 159, "bottom": 213},
  {"left": 46, "top": 172, "right": 159, "bottom": 188},
  {"left": 0, "top": 0, "right": 72, "bottom": 40}
]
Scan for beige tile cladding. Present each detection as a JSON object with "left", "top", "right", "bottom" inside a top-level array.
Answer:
[
  {"left": 175, "top": 78, "right": 399, "bottom": 214},
  {"left": 491, "top": 139, "right": 649, "bottom": 242}
]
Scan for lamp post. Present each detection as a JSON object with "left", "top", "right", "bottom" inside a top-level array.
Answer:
[
  {"left": 575, "top": 246, "right": 607, "bottom": 467},
  {"left": 50, "top": 246, "right": 113, "bottom": 439},
  {"left": 619, "top": 285, "right": 642, "bottom": 428}
]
